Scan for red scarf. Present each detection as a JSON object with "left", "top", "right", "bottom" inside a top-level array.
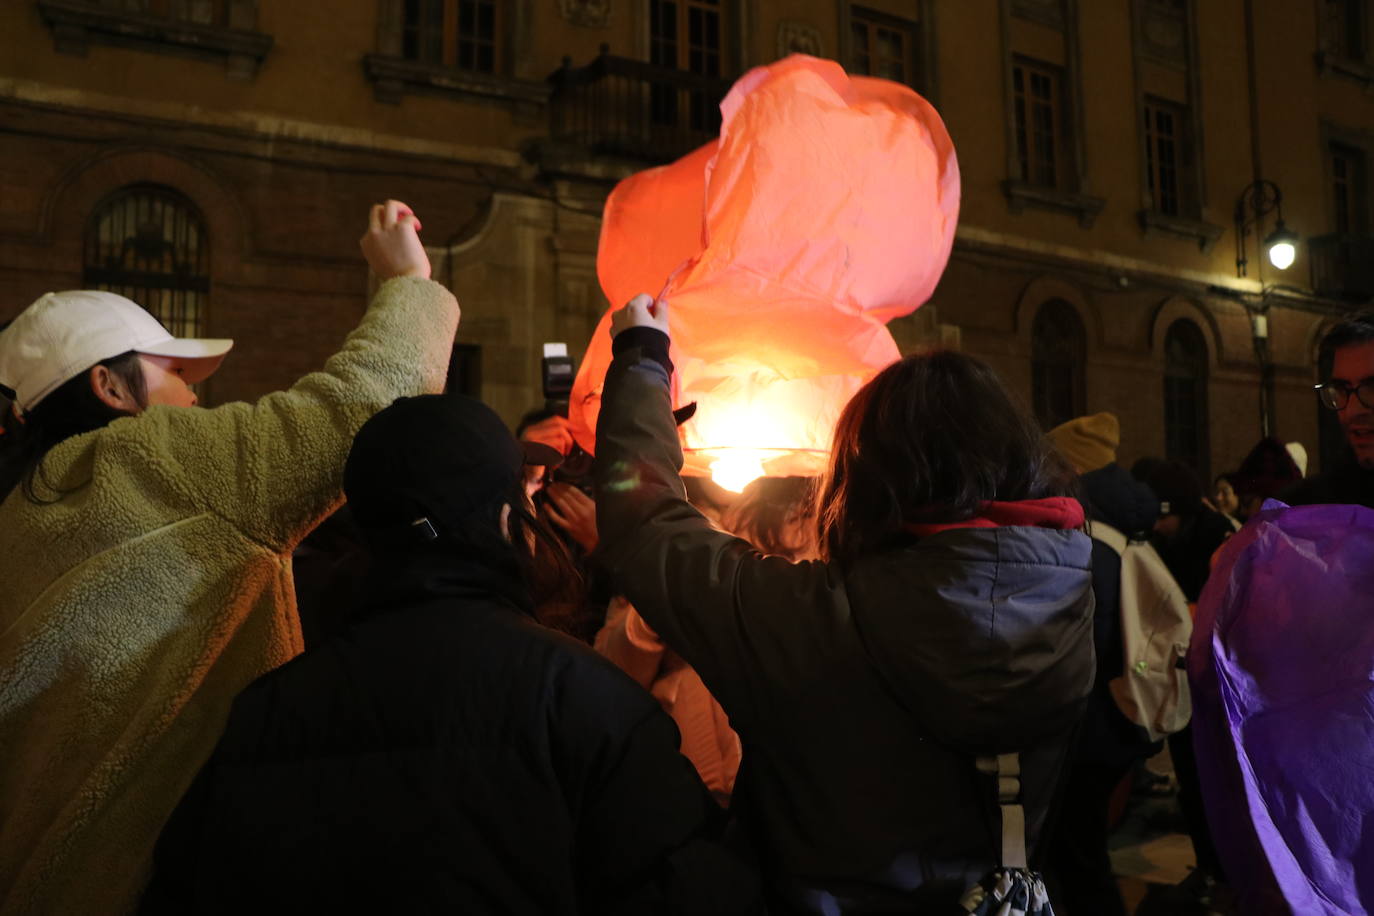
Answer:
[{"left": 903, "top": 497, "right": 1085, "bottom": 537}]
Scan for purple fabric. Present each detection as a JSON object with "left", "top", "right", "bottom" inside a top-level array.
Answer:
[{"left": 1189, "top": 500, "right": 1374, "bottom": 915}]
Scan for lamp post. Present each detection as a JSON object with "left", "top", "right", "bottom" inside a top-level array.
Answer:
[
  {"left": 1235, "top": 179, "right": 1298, "bottom": 278},
  {"left": 1234, "top": 179, "right": 1297, "bottom": 439}
]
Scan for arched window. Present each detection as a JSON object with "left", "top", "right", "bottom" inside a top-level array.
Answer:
[
  {"left": 83, "top": 185, "right": 210, "bottom": 339},
  {"left": 1163, "top": 318, "right": 1210, "bottom": 479},
  {"left": 1031, "top": 299, "right": 1087, "bottom": 431}
]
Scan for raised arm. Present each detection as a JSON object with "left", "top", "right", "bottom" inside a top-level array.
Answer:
[
  {"left": 593, "top": 296, "right": 846, "bottom": 728},
  {"left": 122, "top": 201, "right": 460, "bottom": 549}
]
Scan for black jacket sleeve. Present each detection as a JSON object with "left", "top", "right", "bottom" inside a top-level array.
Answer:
[
  {"left": 592, "top": 338, "right": 851, "bottom": 730},
  {"left": 552, "top": 654, "right": 762, "bottom": 915}
]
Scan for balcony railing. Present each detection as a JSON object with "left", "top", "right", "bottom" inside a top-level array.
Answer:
[
  {"left": 1310, "top": 233, "right": 1374, "bottom": 301},
  {"left": 548, "top": 48, "right": 731, "bottom": 164}
]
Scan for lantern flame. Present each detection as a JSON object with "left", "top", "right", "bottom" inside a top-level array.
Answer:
[{"left": 709, "top": 451, "right": 768, "bottom": 493}]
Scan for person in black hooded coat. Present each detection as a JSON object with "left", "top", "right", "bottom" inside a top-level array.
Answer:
[
  {"left": 1045, "top": 413, "right": 1165, "bottom": 916},
  {"left": 141, "top": 394, "right": 761, "bottom": 916},
  {"left": 592, "top": 296, "right": 1095, "bottom": 914}
]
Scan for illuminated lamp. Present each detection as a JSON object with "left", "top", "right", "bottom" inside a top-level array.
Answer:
[{"left": 1264, "top": 221, "right": 1298, "bottom": 271}]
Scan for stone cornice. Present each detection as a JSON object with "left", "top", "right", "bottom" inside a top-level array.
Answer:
[{"left": 37, "top": 0, "right": 272, "bottom": 80}]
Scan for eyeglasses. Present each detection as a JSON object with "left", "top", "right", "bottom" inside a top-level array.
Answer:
[{"left": 1315, "top": 379, "right": 1374, "bottom": 411}]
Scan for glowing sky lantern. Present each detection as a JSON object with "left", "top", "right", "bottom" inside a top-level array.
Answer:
[{"left": 569, "top": 55, "right": 960, "bottom": 491}]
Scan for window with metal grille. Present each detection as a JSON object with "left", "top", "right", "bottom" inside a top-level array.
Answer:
[
  {"left": 1330, "top": 142, "right": 1368, "bottom": 233},
  {"left": 83, "top": 186, "right": 210, "bottom": 340},
  {"left": 649, "top": 0, "right": 724, "bottom": 130},
  {"left": 1012, "top": 59, "right": 1063, "bottom": 189},
  {"left": 1144, "top": 97, "right": 1187, "bottom": 216},
  {"left": 1163, "top": 319, "right": 1210, "bottom": 479},
  {"left": 1031, "top": 300, "right": 1087, "bottom": 432},
  {"left": 850, "top": 7, "right": 918, "bottom": 86},
  {"left": 401, "top": 0, "right": 499, "bottom": 73}
]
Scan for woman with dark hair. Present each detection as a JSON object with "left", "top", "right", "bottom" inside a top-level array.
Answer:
[
  {"left": 1213, "top": 472, "right": 1243, "bottom": 528},
  {"left": 592, "top": 295, "right": 1095, "bottom": 912},
  {"left": 144, "top": 394, "right": 760, "bottom": 915}
]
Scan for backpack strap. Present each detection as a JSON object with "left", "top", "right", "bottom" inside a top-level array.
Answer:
[
  {"left": 1087, "top": 518, "right": 1129, "bottom": 556},
  {"left": 975, "top": 753, "right": 1028, "bottom": 869}
]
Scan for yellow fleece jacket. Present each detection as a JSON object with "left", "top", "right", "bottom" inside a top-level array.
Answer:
[{"left": 0, "top": 277, "right": 458, "bottom": 915}]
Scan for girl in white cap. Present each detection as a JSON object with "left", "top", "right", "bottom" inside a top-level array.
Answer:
[{"left": 0, "top": 200, "right": 459, "bottom": 914}]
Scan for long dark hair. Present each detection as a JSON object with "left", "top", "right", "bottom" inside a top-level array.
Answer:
[
  {"left": 505, "top": 482, "right": 587, "bottom": 627},
  {"left": 0, "top": 351, "right": 147, "bottom": 504},
  {"left": 722, "top": 476, "right": 819, "bottom": 561},
  {"left": 816, "top": 350, "right": 1076, "bottom": 565}
]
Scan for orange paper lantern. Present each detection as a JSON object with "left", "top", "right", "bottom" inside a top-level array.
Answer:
[{"left": 570, "top": 55, "right": 960, "bottom": 490}]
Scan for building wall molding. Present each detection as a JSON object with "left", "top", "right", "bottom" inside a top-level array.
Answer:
[
  {"left": 0, "top": 79, "right": 524, "bottom": 170},
  {"left": 1001, "top": 181, "right": 1105, "bottom": 228},
  {"left": 362, "top": 54, "right": 551, "bottom": 107},
  {"left": 1314, "top": 49, "right": 1374, "bottom": 86},
  {"left": 954, "top": 223, "right": 1263, "bottom": 298},
  {"left": 37, "top": 0, "right": 272, "bottom": 81},
  {"left": 1137, "top": 208, "right": 1225, "bottom": 252}
]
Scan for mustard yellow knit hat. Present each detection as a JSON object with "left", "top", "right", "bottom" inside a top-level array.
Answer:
[{"left": 1047, "top": 412, "right": 1120, "bottom": 473}]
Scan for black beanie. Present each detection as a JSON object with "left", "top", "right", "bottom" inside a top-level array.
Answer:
[{"left": 344, "top": 395, "right": 524, "bottom": 544}]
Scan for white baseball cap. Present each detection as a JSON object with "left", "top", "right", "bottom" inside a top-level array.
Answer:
[{"left": 0, "top": 290, "right": 233, "bottom": 413}]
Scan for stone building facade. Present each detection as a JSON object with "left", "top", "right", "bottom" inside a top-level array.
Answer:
[{"left": 2, "top": 0, "right": 1371, "bottom": 477}]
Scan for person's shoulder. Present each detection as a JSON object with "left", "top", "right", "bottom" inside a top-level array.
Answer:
[
  {"left": 1281, "top": 465, "right": 1374, "bottom": 509},
  {"left": 520, "top": 617, "right": 665, "bottom": 726},
  {"left": 95, "top": 401, "right": 251, "bottom": 455},
  {"left": 1281, "top": 473, "right": 1336, "bottom": 507},
  {"left": 537, "top": 619, "right": 654, "bottom": 688}
]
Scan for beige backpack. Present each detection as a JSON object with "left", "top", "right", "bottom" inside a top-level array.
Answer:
[{"left": 1089, "top": 520, "right": 1193, "bottom": 742}]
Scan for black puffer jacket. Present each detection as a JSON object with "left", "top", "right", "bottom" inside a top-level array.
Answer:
[
  {"left": 1282, "top": 458, "right": 1374, "bottom": 509},
  {"left": 594, "top": 333, "right": 1096, "bottom": 913},
  {"left": 142, "top": 553, "right": 760, "bottom": 915}
]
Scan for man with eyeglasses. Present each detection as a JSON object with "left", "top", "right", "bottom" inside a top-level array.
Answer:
[{"left": 1283, "top": 311, "right": 1374, "bottom": 509}]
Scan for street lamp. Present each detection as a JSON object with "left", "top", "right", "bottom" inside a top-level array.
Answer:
[
  {"left": 1233, "top": 179, "right": 1298, "bottom": 439},
  {"left": 1264, "top": 222, "right": 1299, "bottom": 270},
  {"left": 1235, "top": 179, "right": 1298, "bottom": 277}
]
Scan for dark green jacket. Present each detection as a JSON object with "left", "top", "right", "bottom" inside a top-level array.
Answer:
[{"left": 594, "top": 331, "right": 1095, "bottom": 913}]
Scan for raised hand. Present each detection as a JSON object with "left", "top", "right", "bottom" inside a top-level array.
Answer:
[
  {"left": 609, "top": 293, "right": 670, "bottom": 338},
  {"left": 360, "top": 199, "right": 430, "bottom": 280},
  {"left": 543, "top": 482, "right": 599, "bottom": 552}
]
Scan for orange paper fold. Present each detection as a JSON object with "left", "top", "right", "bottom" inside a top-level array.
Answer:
[{"left": 571, "top": 55, "right": 960, "bottom": 485}]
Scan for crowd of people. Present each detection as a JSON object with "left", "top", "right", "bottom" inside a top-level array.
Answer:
[{"left": 1, "top": 200, "right": 1373, "bottom": 914}]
